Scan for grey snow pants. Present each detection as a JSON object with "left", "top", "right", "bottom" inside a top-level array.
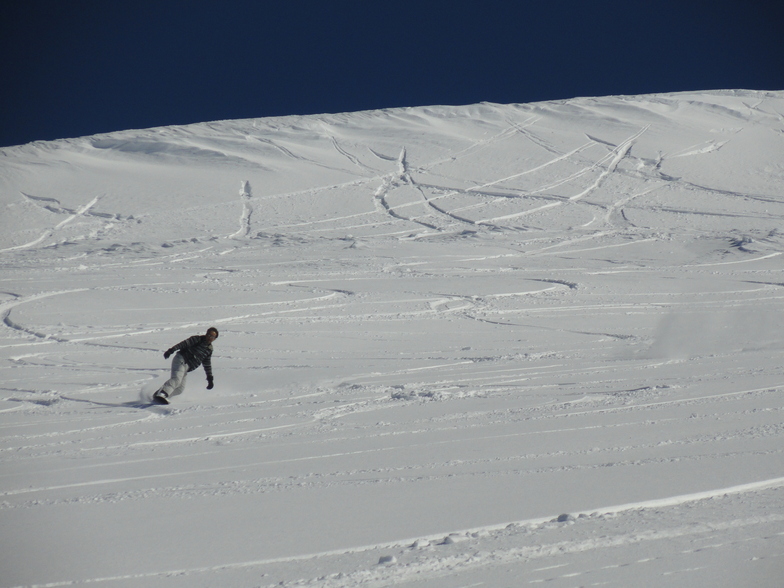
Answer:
[{"left": 161, "top": 353, "right": 189, "bottom": 397}]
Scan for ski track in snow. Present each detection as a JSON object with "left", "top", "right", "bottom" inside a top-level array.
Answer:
[
  {"left": 7, "top": 480, "right": 783, "bottom": 587},
  {"left": 0, "top": 195, "right": 103, "bottom": 253},
  {"left": 1, "top": 90, "right": 784, "bottom": 587}
]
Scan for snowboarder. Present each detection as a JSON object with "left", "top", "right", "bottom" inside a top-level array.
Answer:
[{"left": 153, "top": 327, "right": 218, "bottom": 403}]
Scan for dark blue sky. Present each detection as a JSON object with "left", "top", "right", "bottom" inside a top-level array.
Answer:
[{"left": 2, "top": 0, "right": 782, "bottom": 148}]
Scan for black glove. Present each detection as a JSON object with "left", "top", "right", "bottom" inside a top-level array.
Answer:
[
  {"left": 207, "top": 377, "right": 214, "bottom": 390},
  {"left": 164, "top": 349, "right": 173, "bottom": 359}
]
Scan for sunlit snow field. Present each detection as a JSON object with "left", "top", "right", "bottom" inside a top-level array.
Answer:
[{"left": 1, "top": 90, "right": 783, "bottom": 587}]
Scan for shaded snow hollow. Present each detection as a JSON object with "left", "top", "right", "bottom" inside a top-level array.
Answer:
[{"left": 1, "top": 90, "right": 784, "bottom": 587}]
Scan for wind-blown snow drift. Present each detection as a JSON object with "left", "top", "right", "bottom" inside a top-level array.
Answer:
[{"left": 1, "top": 90, "right": 783, "bottom": 587}]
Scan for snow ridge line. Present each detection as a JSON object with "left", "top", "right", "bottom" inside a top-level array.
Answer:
[{"left": 16, "top": 477, "right": 784, "bottom": 587}]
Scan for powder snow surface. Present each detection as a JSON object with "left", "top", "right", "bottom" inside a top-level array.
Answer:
[{"left": 1, "top": 90, "right": 783, "bottom": 587}]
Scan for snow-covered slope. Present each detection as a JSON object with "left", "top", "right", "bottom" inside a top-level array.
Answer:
[{"left": 1, "top": 90, "right": 783, "bottom": 587}]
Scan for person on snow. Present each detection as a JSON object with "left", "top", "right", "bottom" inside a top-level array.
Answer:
[{"left": 154, "top": 327, "right": 218, "bottom": 403}]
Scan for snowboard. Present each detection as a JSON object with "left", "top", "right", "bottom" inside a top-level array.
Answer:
[{"left": 152, "top": 393, "right": 170, "bottom": 405}]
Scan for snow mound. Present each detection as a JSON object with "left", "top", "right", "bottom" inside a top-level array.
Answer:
[{"left": 1, "top": 90, "right": 783, "bottom": 587}]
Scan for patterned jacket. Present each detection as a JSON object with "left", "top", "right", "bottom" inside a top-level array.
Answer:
[{"left": 169, "top": 335, "right": 213, "bottom": 378}]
